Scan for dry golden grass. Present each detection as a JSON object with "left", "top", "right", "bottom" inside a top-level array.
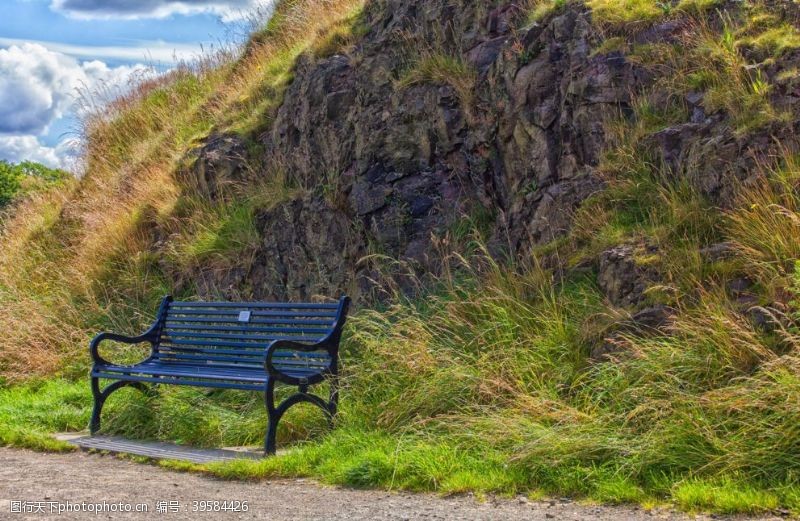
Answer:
[
  {"left": 0, "top": 0, "right": 366, "bottom": 381},
  {"left": 727, "top": 152, "right": 800, "bottom": 299}
]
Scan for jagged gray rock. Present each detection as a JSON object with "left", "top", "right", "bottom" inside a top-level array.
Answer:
[
  {"left": 174, "top": 0, "right": 799, "bottom": 307},
  {"left": 597, "top": 244, "right": 659, "bottom": 308},
  {"left": 214, "top": 1, "right": 636, "bottom": 301}
]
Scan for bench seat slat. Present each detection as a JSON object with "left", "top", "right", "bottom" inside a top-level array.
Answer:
[
  {"left": 159, "top": 345, "right": 264, "bottom": 356},
  {"left": 271, "top": 350, "right": 331, "bottom": 359},
  {"left": 95, "top": 367, "right": 321, "bottom": 384},
  {"left": 167, "top": 309, "right": 338, "bottom": 318},
  {"left": 91, "top": 371, "right": 265, "bottom": 391},
  {"left": 157, "top": 349, "right": 329, "bottom": 363},
  {"left": 152, "top": 360, "right": 329, "bottom": 375},
  {"left": 158, "top": 345, "right": 330, "bottom": 358},
  {"left": 164, "top": 323, "right": 333, "bottom": 333},
  {"left": 153, "top": 353, "right": 263, "bottom": 365},
  {"left": 170, "top": 302, "right": 339, "bottom": 310},
  {"left": 162, "top": 328, "right": 328, "bottom": 341},
  {"left": 95, "top": 362, "right": 324, "bottom": 381},
  {"left": 94, "top": 363, "right": 269, "bottom": 382},
  {"left": 155, "top": 349, "right": 329, "bottom": 366},
  {"left": 154, "top": 351, "right": 330, "bottom": 364},
  {"left": 153, "top": 354, "right": 329, "bottom": 371},
  {"left": 165, "top": 315, "right": 336, "bottom": 327},
  {"left": 158, "top": 354, "right": 330, "bottom": 367},
  {"left": 161, "top": 337, "right": 324, "bottom": 349},
  {"left": 154, "top": 347, "right": 331, "bottom": 362}
]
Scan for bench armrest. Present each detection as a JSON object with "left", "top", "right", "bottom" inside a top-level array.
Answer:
[
  {"left": 90, "top": 296, "right": 171, "bottom": 366},
  {"left": 90, "top": 332, "right": 158, "bottom": 366},
  {"left": 264, "top": 339, "right": 337, "bottom": 385}
]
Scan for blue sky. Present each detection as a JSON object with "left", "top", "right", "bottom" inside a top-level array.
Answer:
[{"left": 0, "top": 0, "right": 270, "bottom": 170}]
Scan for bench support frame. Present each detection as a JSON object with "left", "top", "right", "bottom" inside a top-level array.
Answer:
[
  {"left": 264, "top": 376, "right": 339, "bottom": 454},
  {"left": 90, "top": 378, "right": 153, "bottom": 434}
]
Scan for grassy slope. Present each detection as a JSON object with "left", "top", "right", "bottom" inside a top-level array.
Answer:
[{"left": 1, "top": 0, "right": 800, "bottom": 514}]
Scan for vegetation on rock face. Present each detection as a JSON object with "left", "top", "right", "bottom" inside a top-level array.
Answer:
[
  {"left": 397, "top": 51, "right": 477, "bottom": 110},
  {"left": 1, "top": 0, "right": 800, "bottom": 515}
]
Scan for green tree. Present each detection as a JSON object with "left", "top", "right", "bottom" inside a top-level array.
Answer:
[
  {"left": 17, "top": 161, "right": 69, "bottom": 183},
  {"left": 0, "top": 160, "right": 70, "bottom": 208},
  {"left": 0, "top": 161, "right": 22, "bottom": 207}
]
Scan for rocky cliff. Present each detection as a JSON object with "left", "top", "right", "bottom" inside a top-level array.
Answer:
[
  {"left": 174, "top": 0, "right": 800, "bottom": 316},
  {"left": 178, "top": 1, "right": 634, "bottom": 302}
]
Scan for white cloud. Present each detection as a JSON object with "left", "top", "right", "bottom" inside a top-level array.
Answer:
[
  {"left": 0, "top": 37, "right": 205, "bottom": 64},
  {"left": 0, "top": 42, "right": 152, "bottom": 169},
  {"left": 51, "top": 0, "right": 270, "bottom": 22},
  {"left": 0, "top": 43, "right": 150, "bottom": 135},
  {"left": 0, "top": 135, "right": 82, "bottom": 171},
  {"left": 0, "top": 136, "right": 62, "bottom": 168},
  {"left": 0, "top": 44, "right": 82, "bottom": 135}
]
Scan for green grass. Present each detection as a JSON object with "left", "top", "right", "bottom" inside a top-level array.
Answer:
[
  {"left": 398, "top": 53, "right": 477, "bottom": 108},
  {"left": 524, "top": 0, "right": 569, "bottom": 23},
  {"left": 739, "top": 22, "right": 800, "bottom": 60},
  {"left": 182, "top": 204, "right": 260, "bottom": 262},
  {"left": 2, "top": 247, "right": 799, "bottom": 515},
  {"left": 0, "top": 380, "right": 87, "bottom": 452},
  {"left": 675, "top": 0, "right": 724, "bottom": 14},
  {"left": 586, "top": 0, "right": 666, "bottom": 26},
  {"left": 311, "top": 6, "right": 368, "bottom": 58},
  {"left": 673, "top": 479, "right": 782, "bottom": 514},
  {"left": 3, "top": 364, "right": 798, "bottom": 514}
]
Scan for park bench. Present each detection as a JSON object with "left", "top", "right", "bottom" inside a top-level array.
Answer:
[{"left": 89, "top": 295, "right": 350, "bottom": 455}]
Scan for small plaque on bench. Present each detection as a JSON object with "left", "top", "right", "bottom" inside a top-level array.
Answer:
[{"left": 238, "top": 311, "right": 251, "bottom": 323}]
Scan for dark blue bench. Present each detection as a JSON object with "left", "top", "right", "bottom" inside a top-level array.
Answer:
[{"left": 89, "top": 296, "right": 350, "bottom": 454}]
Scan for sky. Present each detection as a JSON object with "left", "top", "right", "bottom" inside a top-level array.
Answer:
[{"left": 0, "top": 0, "right": 272, "bottom": 170}]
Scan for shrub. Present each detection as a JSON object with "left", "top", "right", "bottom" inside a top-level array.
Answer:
[{"left": 0, "top": 161, "right": 68, "bottom": 208}]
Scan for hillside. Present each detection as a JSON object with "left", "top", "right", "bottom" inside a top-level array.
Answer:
[{"left": 1, "top": 0, "right": 800, "bottom": 513}]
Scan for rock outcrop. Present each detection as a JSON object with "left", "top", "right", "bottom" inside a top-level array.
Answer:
[
  {"left": 176, "top": 0, "right": 800, "bottom": 310},
  {"left": 178, "top": 1, "right": 642, "bottom": 302}
]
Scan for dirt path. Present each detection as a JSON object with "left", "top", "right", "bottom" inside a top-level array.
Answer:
[{"left": 0, "top": 448, "right": 781, "bottom": 520}]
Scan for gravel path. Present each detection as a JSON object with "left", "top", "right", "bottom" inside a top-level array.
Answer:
[{"left": 0, "top": 448, "right": 782, "bottom": 520}]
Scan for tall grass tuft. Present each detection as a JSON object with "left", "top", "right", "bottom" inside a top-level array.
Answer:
[{"left": 727, "top": 152, "right": 800, "bottom": 294}]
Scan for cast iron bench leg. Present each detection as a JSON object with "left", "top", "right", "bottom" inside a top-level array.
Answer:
[
  {"left": 90, "top": 377, "right": 151, "bottom": 434},
  {"left": 263, "top": 379, "right": 336, "bottom": 456},
  {"left": 264, "top": 379, "right": 279, "bottom": 455}
]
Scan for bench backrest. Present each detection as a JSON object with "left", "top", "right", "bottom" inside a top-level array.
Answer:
[{"left": 151, "top": 297, "right": 350, "bottom": 373}]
